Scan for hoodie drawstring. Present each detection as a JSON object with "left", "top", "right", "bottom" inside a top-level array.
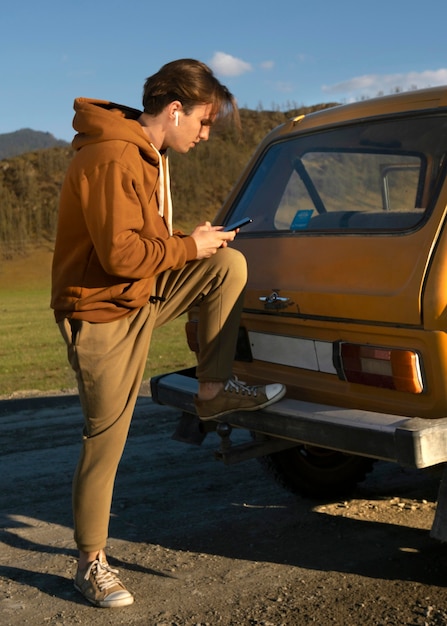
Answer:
[{"left": 150, "top": 143, "right": 173, "bottom": 236}]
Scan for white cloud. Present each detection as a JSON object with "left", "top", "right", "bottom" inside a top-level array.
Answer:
[
  {"left": 209, "top": 52, "right": 252, "bottom": 77},
  {"left": 322, "top": 69, "right": 447, "bottom": 99},
  {"left": 260, "top": 60, "right": 274, "bottom": 71}
]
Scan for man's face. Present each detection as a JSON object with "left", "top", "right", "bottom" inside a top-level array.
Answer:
[{"left": 165, "top": 103, "right": 215, "bottom": 153}]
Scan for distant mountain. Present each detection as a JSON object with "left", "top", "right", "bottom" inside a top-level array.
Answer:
[{"left": 0, "top": 128, "right": 69, "bottom": 159}]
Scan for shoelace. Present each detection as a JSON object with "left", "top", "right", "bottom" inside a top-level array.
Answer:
[
  {"left": 224, "top": 376, "right": 259, "bottom": 397},
  {"left": 84, "top": 559, "right": 121, "bottom": 591}
]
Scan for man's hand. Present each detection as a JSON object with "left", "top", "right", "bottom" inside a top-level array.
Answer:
[{"left": 191, "top": 221, "right": 236, "bottom": 259}]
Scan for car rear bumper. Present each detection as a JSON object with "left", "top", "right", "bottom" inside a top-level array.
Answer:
[{"left": 151, "top": 368, "right": 447, "bottom": 470}]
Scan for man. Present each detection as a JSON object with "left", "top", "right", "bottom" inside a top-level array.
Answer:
[{"left": 51, "top": 59, "right": 285, "bottom": 608}]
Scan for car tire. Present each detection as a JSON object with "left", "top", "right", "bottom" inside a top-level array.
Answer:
[{"left": 258, "top": 445, "right": 375, "bottom": 499}]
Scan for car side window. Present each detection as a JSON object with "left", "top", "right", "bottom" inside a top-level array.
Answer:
[{"left": 275, "top": 151, "right": 423, "bottom": 231}]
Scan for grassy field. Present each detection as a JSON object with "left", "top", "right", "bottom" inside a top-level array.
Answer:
[{"left": 0, "top": 245, "right": 196, "bottom": 398}]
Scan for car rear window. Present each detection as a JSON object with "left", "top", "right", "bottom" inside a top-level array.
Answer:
[{"left": 229, "top": 113, "right": 447, "bottom": 234}]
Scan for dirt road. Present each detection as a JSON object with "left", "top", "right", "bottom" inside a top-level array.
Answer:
[{"left": 1, "top": 390, "right": 447, "bottom": 625}]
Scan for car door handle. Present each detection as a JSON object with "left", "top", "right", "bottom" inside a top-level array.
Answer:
[{"left": 259, "top": 291, "right": 292, "bottom": 309}]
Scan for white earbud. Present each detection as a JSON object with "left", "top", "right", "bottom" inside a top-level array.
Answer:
[{"left": 174, "top": 111, "right": 179, "bottom": 126}]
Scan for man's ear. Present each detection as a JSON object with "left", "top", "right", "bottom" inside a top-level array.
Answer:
[{"left": 169, "top": 101, "right": 183, "bottom": 125}]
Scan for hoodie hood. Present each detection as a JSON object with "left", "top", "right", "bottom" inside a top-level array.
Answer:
[
  {"left": 72, "top": 98, "right": 150, "bottom": 154},
  {"left": 71, "top": 98, "right": 173, "bottom": 234}
]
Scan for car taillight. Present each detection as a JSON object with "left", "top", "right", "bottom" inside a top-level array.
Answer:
[{"left": 337, "top": 343, "right": 423, "bottom": 393}]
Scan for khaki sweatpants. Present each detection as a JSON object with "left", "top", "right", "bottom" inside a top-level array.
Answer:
[{"left": 58, "top": 247, "right": 247, "bottom": 552}]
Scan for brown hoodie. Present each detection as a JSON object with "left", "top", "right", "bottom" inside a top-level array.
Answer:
[{"left": 51, "top": 98, "right": 197, "bottom": 323}]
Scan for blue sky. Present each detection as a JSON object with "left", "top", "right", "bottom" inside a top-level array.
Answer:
[{"left": 2, "top": 0, "right": 447, "bottom": 141}]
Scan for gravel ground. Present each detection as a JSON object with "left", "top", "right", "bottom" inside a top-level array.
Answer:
[{"left": 1, "top": 390, "right": 447, "bottom": 625}]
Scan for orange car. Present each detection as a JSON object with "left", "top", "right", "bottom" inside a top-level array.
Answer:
[{"left": 152, "top": 87, "right": 447, "bottom": 535}]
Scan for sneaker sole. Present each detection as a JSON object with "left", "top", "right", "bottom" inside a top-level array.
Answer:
[{"left": 198, "top": 386, "right": 286, "bottom": 421}]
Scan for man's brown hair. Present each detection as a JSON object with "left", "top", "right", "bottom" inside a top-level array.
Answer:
[{"left": 142, "top": 58, "right": 240, "bottom": 129}]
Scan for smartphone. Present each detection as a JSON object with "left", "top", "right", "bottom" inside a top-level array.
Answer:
[{"left": 223, "top": 217, "right": 253, "bottom": 232}]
